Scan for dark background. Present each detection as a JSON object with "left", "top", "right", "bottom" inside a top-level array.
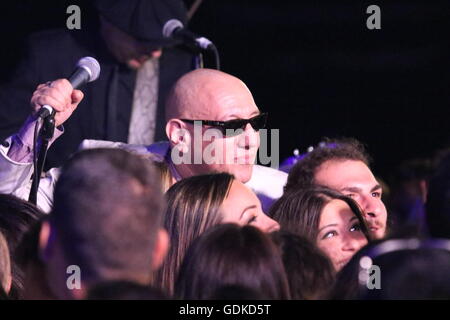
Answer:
[{"left": 0, "top": 0, "right": 449, "bottom": 181}]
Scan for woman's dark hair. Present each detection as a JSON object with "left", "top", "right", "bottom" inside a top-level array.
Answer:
[
  {"left": 154, "top": 173, "right": 235, "bottom": 295},
  {"left": 271, "top": 230, "right": 335, "bottom": 299},
  {"left": 0, "top": 194, "right": 44, "bottom": 299},
  {"left": 87, "top": 281, "right": 168, "bottom": 300},
  {"left": 174, "top": 224, "right": 291, "bottom": 300},
  {"left": 208, "top": 285, "right": 264, "bottom": 300},
  {"left": 269, "top": 186, "right": 371, "bottom": 243}
]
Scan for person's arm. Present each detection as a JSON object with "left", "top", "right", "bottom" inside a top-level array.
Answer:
[
  {"left": 0, "top": 115, "right": 63, "bottom": 212},
  {"left": 2, "top": 78, "right": 83, "bottom": 164},
  {"left": 0, "top": 79, "right": 83, "bottom": 211},
  {"left": 7, "top": 115, "right": 64, "bottom": 163}
]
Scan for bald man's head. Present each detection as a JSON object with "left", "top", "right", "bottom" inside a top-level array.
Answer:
[
  {"left": 164, "top": 69, "right": 262, "bottom": 183},
  {"left": 165, "top": 69, "right": 257, "bottom": 122}
]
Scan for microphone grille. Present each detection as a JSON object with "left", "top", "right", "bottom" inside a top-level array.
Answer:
[
  {"left": 162, "top": 19, "right": 183, "bottom": 38},
  {"left": 76, "top": 57, "right": 101, "bottom": 82}
]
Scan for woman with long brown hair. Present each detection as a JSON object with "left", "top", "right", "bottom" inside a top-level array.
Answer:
[{"left": 153, "top": 172, "right": 279, "bottom": 295}]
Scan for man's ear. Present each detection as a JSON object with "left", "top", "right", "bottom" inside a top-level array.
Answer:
[
  {"left": 39, "top": 221, "right": 54, "bottom": 263},
  {"left": 166, "top": 119, "right": 190, "bottom": 153},
  {"left": 151, "top": 228, "right": 170, "bottom": 271}
]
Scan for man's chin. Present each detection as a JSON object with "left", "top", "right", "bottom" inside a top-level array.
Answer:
[
  {"left": 232, "top": 165, "right": 253, "bottom": 183},
  {"left": 370, "top": 227, "right": 386, "bottom": 240}
]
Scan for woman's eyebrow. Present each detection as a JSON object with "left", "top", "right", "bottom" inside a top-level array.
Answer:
[
  {"left": 240, "top": 205, "right": 257, "bottom": 219},
  {"left": 318, "top": 223, "right": 338, "bottom": 233}
]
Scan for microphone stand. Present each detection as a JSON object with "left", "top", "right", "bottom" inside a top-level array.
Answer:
[
  {"left": 209, "top": 44, "right": 220, "bottom": 70},
  {"left": 194, "top": 52, "right": 204, "bottom": 69},
  {"left": 28, "top": 111, "right": 56, "bottom": 205},
  {"left": 193, "top": 48, "right": 220, "bottom": 70}
]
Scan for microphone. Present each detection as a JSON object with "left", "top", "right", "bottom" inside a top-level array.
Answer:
[
  {"left": 37, "top": 57, "right": 101, "bottom": 118},
  {"left": 162, "top": 19, "right": 214, "bottom": 51}
]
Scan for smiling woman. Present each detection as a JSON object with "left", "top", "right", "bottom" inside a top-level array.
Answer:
[
  {"left": 269, "top": 186, "right": 371, "bottom": 271},
  {"left": 153, "top": 172, "right": 279, "bottom": 295}
]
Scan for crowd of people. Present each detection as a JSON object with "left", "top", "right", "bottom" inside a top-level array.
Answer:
[{"left": 0, "top": 0, "right": 449, "bottom": 300}]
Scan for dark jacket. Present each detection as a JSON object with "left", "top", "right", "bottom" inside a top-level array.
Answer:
[{"left": 0, "top": 28, "right": 193, "bottom": 169}]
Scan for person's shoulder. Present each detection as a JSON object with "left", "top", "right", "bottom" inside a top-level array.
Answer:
[
  {"left": 78, "top": 140, "right": 169, "bottom": 162},
  {"left": 78, "top": 139, "right": 126, "bottom": 150},
  {"left": 247, "top": 165, "right": 287, "bottom": 197},
  {"left": 253, "top": 165, "right": 288, "bottom": 179}
]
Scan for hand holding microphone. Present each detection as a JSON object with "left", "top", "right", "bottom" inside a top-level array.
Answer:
[
  {"left": 27, "top": 57, "right": 101, "bottom": 205},
  {"left": 31, "top": 79, "right": 83, "bottom": 127},
  {"left": 31, "top": 57, "right": 100, "bottom": 127}
]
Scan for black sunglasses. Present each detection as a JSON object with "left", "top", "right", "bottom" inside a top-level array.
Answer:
[{"left": 180, "top": 112, "right": 268, "bottom": 137}]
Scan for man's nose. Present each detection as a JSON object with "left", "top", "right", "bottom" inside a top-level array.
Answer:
[
  {"left": 238, "top": 123, "right": 259, "bottom": 149},
  {"left": 360, "top": 195, "right": 381, "bottom": 218}
]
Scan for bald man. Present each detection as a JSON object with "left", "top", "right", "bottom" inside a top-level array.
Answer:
[
  {"left": 165, "top": 69, "right": 263, "bottom": 183},
  {"left": 0, "top": 69, "right": 286, "bottom": 212}
]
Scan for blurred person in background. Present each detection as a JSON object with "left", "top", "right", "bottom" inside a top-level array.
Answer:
[
  {"left": 271, "top": 230, "right": 335, "bottom": 299},
  {"left": 174, "top": 224, "right": 290, "bottom": 300}
]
